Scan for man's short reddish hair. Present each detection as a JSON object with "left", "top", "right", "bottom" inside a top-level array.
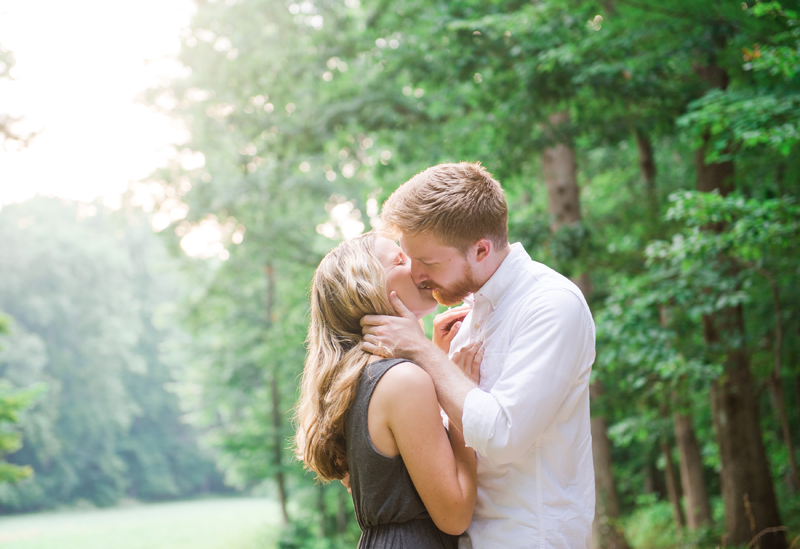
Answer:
[{"left": 380, "top": 162, "right": 508, "bottom": 252}]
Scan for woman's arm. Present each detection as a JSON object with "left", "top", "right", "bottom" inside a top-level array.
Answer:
[{"left": 370, "top": 361, "right": 477, "bottom": 535}]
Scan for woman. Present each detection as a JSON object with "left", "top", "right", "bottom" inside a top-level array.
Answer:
[{"left": 295, "top": 232, "right": 480, "bottom": 548}]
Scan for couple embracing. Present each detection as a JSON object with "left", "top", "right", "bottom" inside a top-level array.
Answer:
[{"left": 296, "top": 162, "right": 595, "bottom": 548}]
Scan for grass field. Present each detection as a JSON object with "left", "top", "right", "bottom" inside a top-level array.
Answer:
[{"left": 0, "top": 497, "right": 283, "bottom": 549}]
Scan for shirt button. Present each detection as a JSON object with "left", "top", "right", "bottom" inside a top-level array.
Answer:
[{"left": 474, "top": 323, "right": 480, "bottom": 329}]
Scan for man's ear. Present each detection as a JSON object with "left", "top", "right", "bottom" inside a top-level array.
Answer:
[{"left": 473, "top": 238, "right": 492, "bottom": 263}]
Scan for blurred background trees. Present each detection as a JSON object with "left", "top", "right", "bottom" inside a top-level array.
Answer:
[
  {"left": 0, "top": 199, "right": 225, "bottom": 511},
  {"left": 0, "top": 0, "right": 798, "bottom": 548}
]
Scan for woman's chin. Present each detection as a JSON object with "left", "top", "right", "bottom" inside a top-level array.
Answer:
[{"left": 418, "top": 301, "right": 439, "bottom": 319}]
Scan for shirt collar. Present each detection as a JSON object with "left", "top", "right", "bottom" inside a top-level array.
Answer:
[{"left": 471, "top": 242, "right": 530, "bottom": 310}]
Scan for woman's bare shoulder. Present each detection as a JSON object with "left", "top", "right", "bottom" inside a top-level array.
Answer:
[
  {"left": 372, "top": 361, "right": 437, "bottom": 411},
  {"left": 380, "top": 361, "right": 434, "bottom": 390}
]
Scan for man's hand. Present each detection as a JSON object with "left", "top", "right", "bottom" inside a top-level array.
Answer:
[
  {"left": 432, "top": 304, "right": 471, "bottom": 354},
  {"left": 452, "top": 341, "right": 484, "bottom": 385},
  {"left": 361, "top": 292, "right": 434, "bottom": 361},
  {"left": 363, "top": 292, "right": 477, "bottom": 435}
]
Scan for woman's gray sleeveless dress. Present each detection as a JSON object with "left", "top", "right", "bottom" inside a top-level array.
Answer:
[{"left": 344, "top": 358, "right": 459, "bottom": 549}]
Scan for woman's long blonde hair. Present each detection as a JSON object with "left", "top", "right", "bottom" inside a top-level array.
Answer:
[{"left": 294, "top": 233, "right": 395, "bottom": 481}]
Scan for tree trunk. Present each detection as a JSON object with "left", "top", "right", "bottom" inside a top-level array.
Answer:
[
  {"left": 665, "top": 300, "right": 711, "bottom": 531},
  {"left": 705, "top": 307, "right": 784, "bottom": 549},
  {"left": 643, "top": 458, "right": 657, "bottom": 497},
  {"left": 336, "top": 484, "right": 348, "bottom": 534},
  {"left": 543, "top": 111, "right": 630, "bottom": 549},
  {"left": 760, "top": 268, "right": 800, "bottom": 492},
  {"left": 633, "top": 126, "right": 658, "bottom": 217},
  {"left": 271, "top": 374, "right": 290, "bottom": 526},
  {"left": 767, "top": 374, "right": 800, "bottom": 493},
  {"left": 317, "top": 484, "right": 328, "bottom": 536},
  {"left": 693, "top": 59, "right": 786, "bottom": 548},
  {"left": 265, "top": 263, "right": 290, "bottom": 526},
  {"left": 695, "top": 149, "right": 786, "bottom": 548},
  {"left": 542, "top": 112, "right": 581, "bottom": 230},
  {"left": 661, "top": 438, "right": 685, "bottom": 530},
  {"left": 795, "top": 369, "right": 800, "bottom": 452},
  {"left": 673, "top": 413, "right": 711, "bottom": 529},
  {"left": 591, "top": 399, "right": 631, "bottom": 549}
]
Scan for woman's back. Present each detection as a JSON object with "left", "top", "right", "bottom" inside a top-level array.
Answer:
[{"left": 345, "top": 358, "right": 458, "bottom": 549}]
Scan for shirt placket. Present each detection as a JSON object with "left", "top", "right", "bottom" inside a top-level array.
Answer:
[{"left": 469, "top": 298, "right": 490, "bottom": 344}]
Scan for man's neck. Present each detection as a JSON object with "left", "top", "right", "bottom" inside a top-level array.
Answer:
[{"left": 475, "top": 243, "right": 512, "bottom": 288}]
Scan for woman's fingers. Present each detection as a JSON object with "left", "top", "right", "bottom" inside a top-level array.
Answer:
[
  {"left": 462, "top": 341, "right": 480, "bottom": 364},
  {"left": 432, "top": 306, "right": 470, "bottom": 342},
  {"left": 454, "top": 342, "right": 483, "bottom": 385},
  {"left": 433, "top": 308, "right": 469, "bottom": 331},
  {"left": 443, "top": 321, "right": 461, "bottom": 343},
  {"left": 449, "top": 342, "right": 482, "bottom": 385},
  {"left": 433, "top": 319, "right": 463, "bottom": 354},
  {"left": 470, "top": 345, "right": 484, "bottom": 384}
]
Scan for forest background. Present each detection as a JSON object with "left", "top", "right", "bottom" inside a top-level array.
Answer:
[{"left": 1, "top": 0, "right": 799, "bottom": 548}]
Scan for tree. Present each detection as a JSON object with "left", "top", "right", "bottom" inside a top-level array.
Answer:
[
  {"left": 0, "top": 316, "right": 41, "bottom": 485},
  {"left": 144, "top": 0, "right": 800, "bottom": 545},
  {"left": 0, "top": 198, "right": 221, "bottom": 511}
]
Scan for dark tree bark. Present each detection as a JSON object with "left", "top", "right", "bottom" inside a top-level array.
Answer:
[
  {"left": 336, "top": 484, "right": 348, "bottom": 534},
  {"left": 266, "top": 263, "right": 290, "bottom": 526},
  {"left": 317, "top": 484, "right": 328, "bottom": 536},
  {"left": 661, "top": 437, "right": 685, "bottom": 530},
  {"left": 795, "top": 370, "right": 800, "bottom": 451},
  {"left": 271, "top": 374, "right": 290, "bottom": 526},
  {"left": 758, "top": 268, "right": 800, "bottom": 492},
  {"left": 662, "top": 303, "right": 711, "bottom": 531},
  {"left": 693, "top": 59, "right": 786, "bottom": 548},
  {"left": 633, "top": 127, "right": 658, "bottom": 217},
  {"left": 766, "top": 375, "right": 799, "bottom": 493},
  {"left": 673, "top": 413, "right": 712, "bottom": 529},
  {"left": 705, "top": 305, "right": 784, "bottom": 548},
  {"left": 591, "top": 397, "right": 631, "bottom": 549},
  {"left": 542, "top": 112, "right": 581, "bottom": 230},
  {"left": 695, "top": 152, "right": 785, "bottom": 547},
  {"left": 643, "top": 458, "right": 657, "bottom": 497},
  {"left": 543, "top": 112, "right": 630, "bottom": 549}
]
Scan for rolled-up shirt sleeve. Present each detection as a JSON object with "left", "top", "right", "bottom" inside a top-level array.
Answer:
[{"left": 462, "top": 288, "right": 594, "bottom": 464}]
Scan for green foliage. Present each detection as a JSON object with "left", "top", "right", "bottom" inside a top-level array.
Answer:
[
  {"left": 0, "top": 380, "right": 42, "bottom": 484},
  {"left": 679, "top": 89, "right": 800, "bottom": 160},
  {"left": 279, "top": 484, "right": 360, "bottom": 549},
  {"left": 749, "top": 2, "right": 800, "bottom": 79},
  {"left": 139, "top": 0, "right": 800, "bottom": 543},
  {"left": 0, "top": 310, "right": 42, "bottom": 486},
  {"left": 677, "top": 1, "right": 800, "bottom": 163},
  {"left": 621, "top": 495, "right": 720, "bottom": 549},
  {"left": 0, "top": 198, "right": 222, "bottom": 511}
]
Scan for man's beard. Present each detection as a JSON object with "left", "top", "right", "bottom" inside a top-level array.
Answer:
[{"left": 431, "top": 269, "right": 482, "bottom": 306}]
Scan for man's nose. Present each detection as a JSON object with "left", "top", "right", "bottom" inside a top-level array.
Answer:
[{"left": 410, "top": 261, "right": 427, "bottom": 285}]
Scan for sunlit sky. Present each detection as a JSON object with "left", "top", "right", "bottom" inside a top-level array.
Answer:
[{"left": 0, "top": 0, "right": 194, "bottom": 206}]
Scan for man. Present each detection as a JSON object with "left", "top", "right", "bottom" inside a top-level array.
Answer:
[{"left": 360, "top": 162, "right": 595, "bottom": 548}]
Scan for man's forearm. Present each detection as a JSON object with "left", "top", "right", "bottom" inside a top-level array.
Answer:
[{"left": 410, "top": 342, "right": 476, "bottom": 434}]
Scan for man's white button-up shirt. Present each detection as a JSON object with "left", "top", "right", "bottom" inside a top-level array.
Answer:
[{"left": 451, "top": 243, "right": 595, "bottom": 549}]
